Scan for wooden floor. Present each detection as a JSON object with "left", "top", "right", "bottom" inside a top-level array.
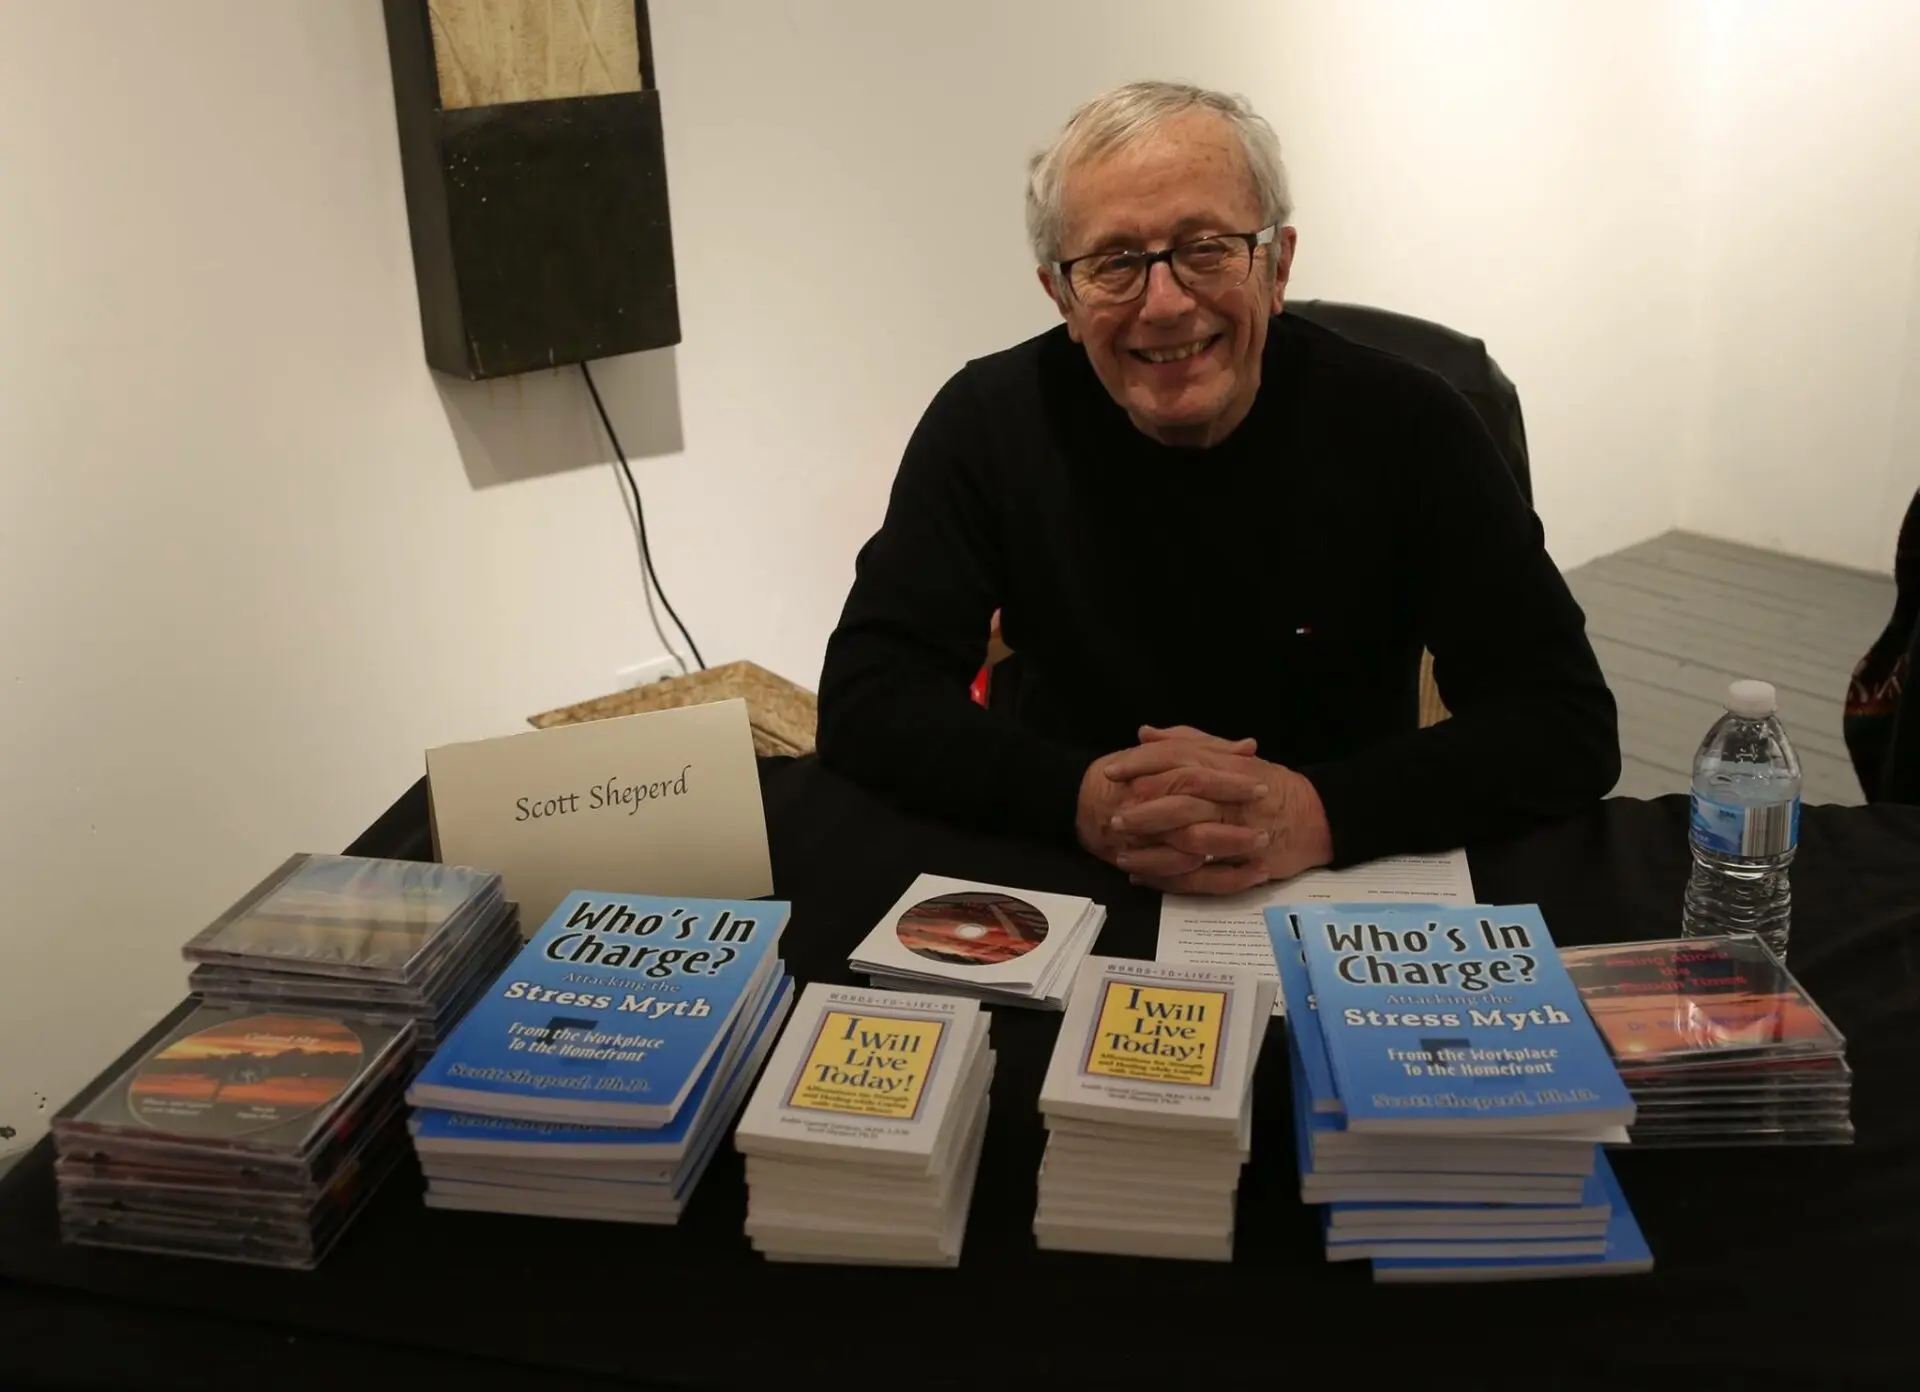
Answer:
[{"left": 1564, "top": 531, "right": 1896, "bottom": 806}]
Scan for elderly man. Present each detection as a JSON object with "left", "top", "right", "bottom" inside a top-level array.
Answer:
[{"left": 816, "top": 81, "right": 1619, "bottom": 895}]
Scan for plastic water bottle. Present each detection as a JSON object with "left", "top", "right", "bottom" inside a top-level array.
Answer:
[{"left": 1681, "top": 680, "right": 1802, "bottom": 958}]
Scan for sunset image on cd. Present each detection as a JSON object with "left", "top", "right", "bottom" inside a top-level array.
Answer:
[
  {"left": 897, "top": 892, "right": 1049, "bottom": 967},
  {"left": 127, "top": 1014, "right": 365, "bottom": 1137}
]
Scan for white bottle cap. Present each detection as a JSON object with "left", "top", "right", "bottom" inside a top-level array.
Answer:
[{"left": 1726, "top": 679, "right": 1778, "bottom": 719}]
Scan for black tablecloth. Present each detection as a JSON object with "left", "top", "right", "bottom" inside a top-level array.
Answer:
[{"left": 5, "top": 757, "right": 1920, "bottom": 1391}]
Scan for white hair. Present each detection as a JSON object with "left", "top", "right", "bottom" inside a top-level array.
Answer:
[{"left": 1025, "top": 80, "right": 1292, "bottom": 268}]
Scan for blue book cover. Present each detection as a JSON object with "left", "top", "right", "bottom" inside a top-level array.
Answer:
[
  {"left": 1294, "top": 904, "right": 1634, "bottom": 1135},
  {"left": 1326, "top": 1161, "right": 1614, "bottom": 1223},
  {"left": 1265, "top": 902, "right": 1455, "bottom": 1117},
  {"left": 1327, "top": 1217, "right": 1608, "bottom": 1253},
  {"left": 407, "top": 892, "right": 788, "bottom": 1126},
  {"left": 411, "top": 970, "right": 792, "bottom": 1163},
  {"left": 1267, "top": 905, "right": 1344, "bottom": 1116},
  {"left": 1293, "top": 1033, "right": 1595, "bottom": 1207},
  {"left": 1370, "top": 1158, "right": 1651, "bottom": 1281},
  {"left": 1286, "top": 1022, "right": 1321, "bottom": 1181}
]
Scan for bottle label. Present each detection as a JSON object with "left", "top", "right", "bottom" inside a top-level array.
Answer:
[{"left": 1690, "top": 794, "right": 1801, "bottom": 857}]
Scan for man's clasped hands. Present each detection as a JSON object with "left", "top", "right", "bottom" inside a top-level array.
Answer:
[{"left": 1076, "top": 725, "right": 1335, "bottom": 895}]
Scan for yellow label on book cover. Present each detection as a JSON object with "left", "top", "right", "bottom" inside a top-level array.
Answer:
[
  {"left": 787, "top": 1011, "right": 945, "bottom": 1119},
  {"left": 1085, "top": 981, "right": 1227, "bottom": 1087}
]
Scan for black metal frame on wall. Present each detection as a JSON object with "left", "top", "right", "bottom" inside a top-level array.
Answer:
[{"left": 381, "top": 0, "right": 681, "bottom": 380}]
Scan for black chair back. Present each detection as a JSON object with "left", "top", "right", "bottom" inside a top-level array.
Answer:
[{"left": 1286, "top": 299, "right": 1533, "bottom": 505}]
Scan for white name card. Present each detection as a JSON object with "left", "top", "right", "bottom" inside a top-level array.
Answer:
[{"left": 425, "top": 697, "right": 773, "bottom": 930}]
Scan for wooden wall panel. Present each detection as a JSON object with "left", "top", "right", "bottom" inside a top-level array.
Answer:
[{"left": 428, "top": 0, "right": 642, "bottom": 109}]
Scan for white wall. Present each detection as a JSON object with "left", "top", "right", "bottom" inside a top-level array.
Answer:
[
  {"left": 0, "top": 0, "right": 1903, "bottom": 1153},
  {"left": 1683, "top": 0, "right": 1920, "bottom": 571},
  {"left": 0, "top": 1, "right": 669, "bottom": 1148},
  {"left": 646, "top": 0, "right": 1707, "bottom": 613},
  {"left": 1271, "top": 2, "right": 1712, "bottom": 566}
]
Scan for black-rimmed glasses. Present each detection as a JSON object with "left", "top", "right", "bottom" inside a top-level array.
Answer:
[{"left": 1054, "top": 225, "right": 1277, "bottom": 308}]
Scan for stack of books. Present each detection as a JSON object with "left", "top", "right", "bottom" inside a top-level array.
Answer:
[
  {"left": 1033, "top": 957, "right": 1274, "bottom": 1262},
  {"left": 1563, "top": 935, "right": 1853, "bottom": 1147},
  {"left": 735, "top": 984, "right": 994, "bottom": 1266},
  {"left": 184, "top": 854, "right": 517, "bottom": 1061},
  {"left": 1266, "top": 903, "right": 1654, "bottom": 1282},
  {"left": 53, "top": 1001, "right": 415, "bottom": 1268},
  {"left": 404, "top": 892, "right": 791, "bottom": 1223},
  {"left": 849, "top": 874, "right": 1105, "bottom": 1009}
]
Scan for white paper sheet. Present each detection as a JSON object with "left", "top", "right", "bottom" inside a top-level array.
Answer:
[{"left": 1153, "top": 850, "right": 1476, "bottom": 1015}]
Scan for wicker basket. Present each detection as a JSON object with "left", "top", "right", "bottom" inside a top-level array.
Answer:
[
  {"left": 528, "top": 660, "right": 818, "bottom": 757},
  {"left": 1418, "top": 650, "right": 1450, "bottom": 728}
]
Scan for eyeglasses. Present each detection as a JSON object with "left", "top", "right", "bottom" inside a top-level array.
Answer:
[{"left": 1054, "top": 225, "right": 1277, "bottom": 308}]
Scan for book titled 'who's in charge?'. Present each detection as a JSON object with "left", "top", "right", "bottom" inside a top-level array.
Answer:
[
  {"left": 1281, "top": 904, "right": 1634, "bottom": 1136},
  {"left": 408, "top": 891, "right": 787, "bottom": 1126}
]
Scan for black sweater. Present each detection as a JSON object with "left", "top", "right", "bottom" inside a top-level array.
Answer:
[{"left": 817, "top": 313, "right": 1620, "bottom": 865}]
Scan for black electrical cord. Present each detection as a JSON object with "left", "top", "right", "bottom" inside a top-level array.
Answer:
[
  {"left": 580, "top": 361, "right": 707, "bottom": 672},
  {"left": 595, "top": 385, "right": 689, "bottom": 676},
  {"left": 608, "top": 452, "right": 689, "bottom": 678}
]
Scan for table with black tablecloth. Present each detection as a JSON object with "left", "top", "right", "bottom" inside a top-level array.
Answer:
[{"left": 4, "top": 757, "right": 1919, "bottom": 1392}]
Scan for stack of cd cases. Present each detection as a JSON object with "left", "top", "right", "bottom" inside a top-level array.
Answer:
[
  {"left": 52, "top": 1000, "right": 417, "bottom": 1267},
  {"left": 183, "top": 854, "right": 517, "bottom": 1059},
  {"left": 1562, "top": 935, "right": 1853, "bottom": 1148}
]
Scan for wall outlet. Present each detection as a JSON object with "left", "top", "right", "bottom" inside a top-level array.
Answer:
[{"left": 616, "top": 655, "right": 681, "bottom": 690}]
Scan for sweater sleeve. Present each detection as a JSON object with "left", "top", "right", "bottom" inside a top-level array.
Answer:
[
  {"left": 1301, "top": 373, "right": 1622, "bottom": 865},
  {"left": 816, "top": 368, "right": 1099, "bottom": 844}
]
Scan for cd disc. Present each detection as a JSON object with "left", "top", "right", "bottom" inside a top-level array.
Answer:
[
  {"left": 126, "top": 1014, "right": 364, "bottom": 1138},
  {"left": 896, "top": 891, "right": 1048, "bottom": 967}
]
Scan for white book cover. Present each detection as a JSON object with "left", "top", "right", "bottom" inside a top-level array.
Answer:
[
  {"left": 426, "top": 1173, "right": 677, "bottom": 1207},
  {"left": 1024, "top": 908, "right": 1105, "bottom": 1002},
  {"left": 748, "top": 1075, "right": 992, "bottom": 1235},
  {"left": 866, "top": 905, "right": 1105, "bottom": 1010},
  {"left": 1033, "top": 1216, "right": 1233, "bottom": 1263},
  {"left": 1046, "top": 1087, "right": 1255, "bottom": 1155},
  {"left": 745, "top": 1054, "right": 996, "bottom": 1214},
  {"left": 1036, "top": 1178, "right": 1236, "bottom": 1219},
  {"left": 867, "top": 906, "right": 1102, "bottom": 983},
  {"left": 748, "top": 1091, "right": 991, "bottom": 1268},
  {"left": 1308, "top": 1145, "right": 1597, "bottom": 1178},
  {"left": 1329, "top": 1198, "right": 1614, "bottom": 1230},
  {"left": 746, "top": 1158, "right": 950, "bottom": 1204},
  {"left": 1328, "top": 1220, "right": 1609, "bottom": 1244},
  {"left": 1313, "top": 1125, "right": 1629, "bottom": 1151},
  {"left": 1043, "top": 1134, "right": 1247, "bottom": 1177},
  {"left": 424, "top": 1168, "right": 675, "bottom": 1199},
  {"left": 1032, "top": 1202, "right": 1233, "bottom": 1236},
  {"left": 860, "top": 974, "right": 1064, "bottom": 1009},
  {"left": 746, "top": 1155, "right": 951, "bottom": 1200},
  {"left": 850, "top": 875, "right": 1096, "bottom": 991},
  {"left": 1302, "top": 1177, "right": 1585, "bottom": 1205},
  {"left": 1329, "top": 1235, "right": 1608, "bottom": 1262},
  {"left": 422, "top": 1155, "right": 678, "bottom": 1185},
  {"left": 1041, "top": 1133, "right": 1244, "bottom": 1182},
  {"left": 1038, "top": 1202, "right": 1234, "bottom": 1235},
  {"left": 1309, "top": 1170, "right": 1582, "bottom": 1194},
  {"left": 423, "top": 1190, "right": 684, "bottom": 1225},
  {"left": 1044, "top": 1112, "right": 1248, "bottom": 1155},
  {"left": 1039, "top": 957, "right": 1276, "bottom": 1133},
  {"left": 1040, "top": 1155, "right": 1241, "bottom": 1194},
  {"left": 735, "top": 982, "right": 986, "bottom": 1171}
]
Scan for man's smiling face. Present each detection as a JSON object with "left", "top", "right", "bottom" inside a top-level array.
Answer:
[{"left": 1043, "top": 110, "right": 1295, "bottom": 449}]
